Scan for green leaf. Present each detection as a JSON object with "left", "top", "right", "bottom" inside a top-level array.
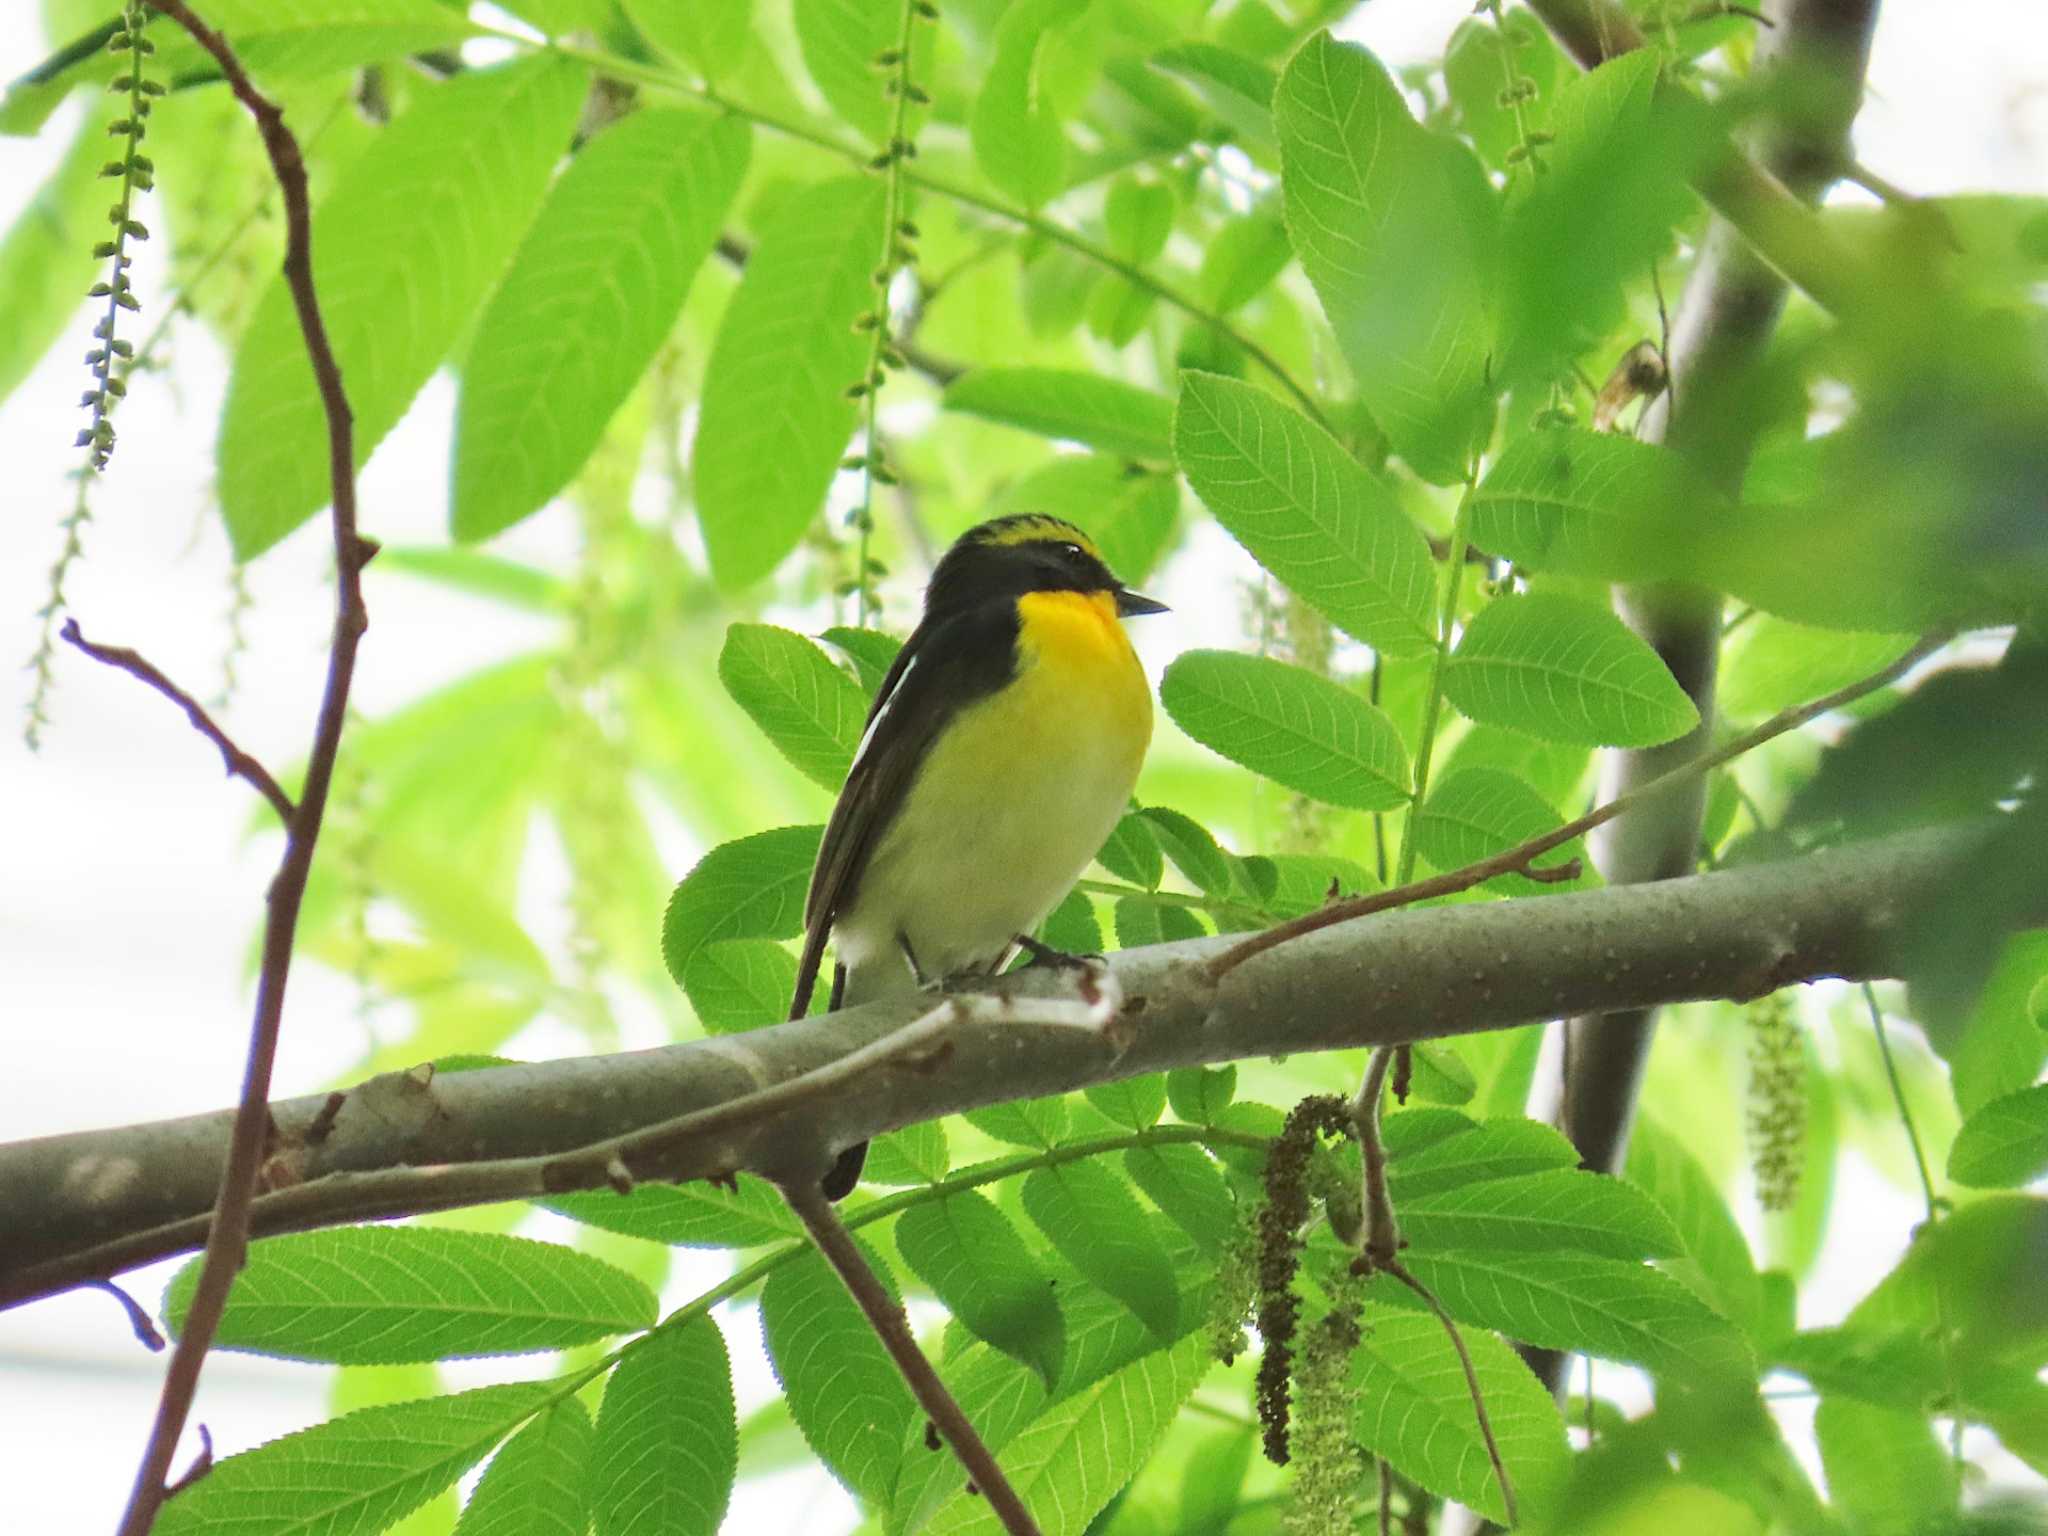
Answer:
[
  {"left": 1352, "top": 1311, "right": 1568, "bottom": 1526},
  {"left": 1948, "top": 1083, "right": 2048, "bottom": 1188},
  {"left": 1388, "top": 1251, "right": 1754, "bottom": 1383},
  {"left": 377, "top": 546, "right": 569, "bottom": 613},
  {"left": 819, "top": 625, "right": 904, "bottom": 695},
  {"left": 993, "top": 456, "right": 1180, "bottom": 584},
  {"left": 898, "top": 1192, "right": 1066, "bottom": 1388},
  {"left": 1161, "top": 650, "right": 1409, "bottom": 811},
  {"left": 1149, "top": 43, "right": 1275, "bottom": 146},
  {"left": 1849, "top": 1195, "right": 2048, "bottom": 1375},
  {"left": 591, "top": 1315, "right": 737, "bottom": 1536},
  {"left": 1440, "top": 724, "right": 1591, "bottom": 811},
  {"left": 1138, "top": 806, "right": 1232, "bottom": 896},
  {"left": 890, "top": 1349, "right": 1051, "bottom": 1536},
  {"left": 1174, "top": 372, "right": 1436, "bottom": 658},
  {"left": 1948, "top": 931, "right": 2048, "bottom": 1117},
  {"left": 1275, "top": 32, "right": 1497, "bottom": 483},
  {"left": 1414, "top": 767, "right": 1595, "bottom": 893},
  {"left": 1112, "top": 895, "right": 1205, "bottom": 949},
  {"left": 453, "top": 110, "right": 749, "bottom": 541},
  {"left": 1719, "top": 616, "right": 1918, "bottom": 722},
  {"left": 1258, "top": 851, "right": 1378, "bottom": 918},
  {"left": 792, "top": 0, "right": 894, "bottom": 142},
  {"left": 683, "top": 938, "right": 800, "bottom": 1033},
  {"left": 1501, "top": 50, "right": 1702, "bottom": 382},
  {"left": 155, "top": 1381, "right": 553, "bottom": 1536},
  {"left": 1402, "top": 1169, "right": 1682, "bottom": 1261},
  {"left": 624, "top": 0, "right": 752, "bottom": 78},
  {"left": 1627, "top": 1118, "right": 1765, "bottom": 1343},
  {"left": 219, "top": 55, "right": 586, "bottom": 558},
  {"left": 1813, "top": 1397, "right": 1958, "bottom": 1536},
  {"left": 453, "top": 1399, "right": 592, "bottom": 1536},
  {"left": 0, "top": 102, "right": 106, "bottom": 406},
  {"left": 1095, "top": 812, "right": 1164, "bottom": 889},
  {"left": 924, "top": 1333, "right": 1210, "bottom": 1536},
  {"left": 760, "top": 1242, "right": 918, "bottom": 1504},
  {"left": 163, "top": 1228, "right": 654, "bottom": 1364},
  {"left": 1085, "top": 1074, "right": 1166, "bottom": 1131},
  {"left": 1405, "top": 1041, "right": 1479, "bottom": 1106},
  {"left": 1166, "top": 1065, "right": 1235, "bottom": 1126},
  {"left": 1468, "top": 428, "right": 1719, "bottom": 583},
  {"left": 1443, "top": 592, "right": 1700, "bottom": 747},
  {"left": 545, "top": 1173, "right": 801, "bottom": 1248},
  {"left": 152, "top": 0, "right": 477, "bottom": 82},
  {"left": 1386, "top": 1116, "right": 1579, "bottom": 1201},
  {"left": 661, "top": 824, "right": 820, "bottom": 991},
  {"left": 718, "top": 622, "right": 869, "bottom": 791},
  {"left": 965, "top": 1094, "right": 1070, "bottom": 1151},
  {"left": 1037, "top": 887, "right": 1102, "bottom": 955},
  {"left": 1022, "top": 1162, "right": 1179, "bottom": 1341},
  {"left": 1196, "top": 211, "right": 1294, "bottom": 314},
  {"left": 1122, "top": 1143, "right": 1237, "bottom": 1256},
  {"left": 695, "top": 175, "right": 885, "bottom": 588},
  {"left": 970, "top": 0, "right": 1087, "bottom": 207},
  {"left": 945, "top": 368, "right": 1175, "bottom": 461},
  {"left": 865, "top": 1120, "right": 950, "bottom": 1185}
]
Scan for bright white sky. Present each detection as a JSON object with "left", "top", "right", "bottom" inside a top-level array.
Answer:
[{"left": 0, "top": 4, "right": 2042, "bottom": 1531}]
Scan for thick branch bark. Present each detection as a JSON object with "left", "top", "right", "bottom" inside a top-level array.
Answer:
[
  {"left": 0, "top": 826, "right": 2004, "bottom": 1309},
  {"left": 1552, "top": 0, "right": 1882, "bottom": 1179}
]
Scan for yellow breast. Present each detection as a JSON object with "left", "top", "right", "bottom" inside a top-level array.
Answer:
[{"left": 1009, "top": 589, "right": 1154, "bottom": 764}]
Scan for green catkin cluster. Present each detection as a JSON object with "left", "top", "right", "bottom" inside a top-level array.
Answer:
[
  {"left": 1284, "top": 1268, "right": 1366, "bottom": 1536},
  {"left": 80, "top": 0, "right": 160, "bottom": 470},
  {"left": 1480, "top": 0, "right": 1552, "bottom": 178},
  {"left": 840, "top": 0, "right": 937, "bottom": 626},
  {"left": 1745, "top": 990, "right": 1807, "bottom": 1211},
  {"left": 1206, "top": 1222, "right": 1259, "bottom": 1367},
  {"left": 1255, "top": 1095, "right": 1355, "bottom": 1466}
]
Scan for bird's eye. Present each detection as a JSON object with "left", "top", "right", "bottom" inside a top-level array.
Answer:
[{"left": 1058, "top": 542, "right": 1086, "bottom": 562}]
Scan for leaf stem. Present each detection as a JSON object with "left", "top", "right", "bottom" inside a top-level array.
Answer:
[
  {"left": 1860, "top": 982, "right": 1937, "bottom": 1222},
  {"left": 1391, "top": 475, "right": 1476, "bottom": 889}
]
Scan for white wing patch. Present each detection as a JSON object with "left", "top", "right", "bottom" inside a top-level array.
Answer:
[{"left": 849, "top": 648, "right": 918, "bottom": 777}]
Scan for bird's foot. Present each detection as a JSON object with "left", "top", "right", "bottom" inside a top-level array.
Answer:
[{"left": 1013, "top": 933, "right": 1105, "bottom": 971}]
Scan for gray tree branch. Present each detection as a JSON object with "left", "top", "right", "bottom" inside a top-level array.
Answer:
[
  {"left": 0, "top": 824, "right": 2009, "bottom": 1311},
  {"left": 1521, "top": 0, "right": 1883, "bottom": 1423}
]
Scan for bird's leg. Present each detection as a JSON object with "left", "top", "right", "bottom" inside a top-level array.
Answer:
[
  {"left": 896, "top": 932, "right": 937, "bottom": 990},
  {"left": 1013, "top": 933, "right": 1104, "bottom": 971}
]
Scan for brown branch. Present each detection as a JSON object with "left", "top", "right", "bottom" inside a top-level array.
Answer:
[
  {"left": 90, "top": 1279, "right": 166, "bottom": 1351},
  {"left": 1385, "top": 1261, "right": 1518, "bottom": 1529},
  {"left": 117, "top": 5, "right": 367, "bottom": 1534},
  {"left": 1207, "top": 632, "right": 1947, "bottom": 980},
  {"left": 780, "top": 1179, "right": 1044, "bottom": 1536},
  {"left": 60, "top": 619, "right": 295, "bottom": 824},
  {"left": 1350, "top": 1053, "right": 1514, "bottom": 1526}
]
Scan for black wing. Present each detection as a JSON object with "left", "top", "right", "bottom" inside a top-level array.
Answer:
[{"left": 786, "top": 604, "right": 1018, "bottom": 1019}]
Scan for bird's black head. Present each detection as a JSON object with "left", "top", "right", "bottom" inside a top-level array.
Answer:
[{"left": 923, "top": 514, "right": 1169, "bottom": 620}]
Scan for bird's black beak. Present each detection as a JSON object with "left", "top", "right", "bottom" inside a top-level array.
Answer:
[{"left": 1115, "top": 587, "right": 1170, "bottom": 617}]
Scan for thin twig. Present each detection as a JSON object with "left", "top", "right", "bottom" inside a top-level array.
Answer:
[
  {"left": 1861, "top": 983, "right": 1938, "bottom": 1221},
  {"left": 1385, "top": 1261, "right": 1518, "bottom": 1528},
  {"left": 90, "top": 1279, "right": 165, "bottom": 1351},
  {"left": 161, "top": 1425, "right": 212, "bottom": 1498},
  {"left": 60, "top": 618, "right": 295, "bottom": 824},
  {"left": 1352, "top": 1047, "right": 1401, "bottom": 1268},
  {"left": 781, "top": 1179, "right": 1045, "bottom": 1536},
  {"left": 116, "top": 4, "right": 367, "bottom": 1532},
  {"left": 1378, "top": 1457, "right": 1395, "bottom": 1536},
  {"left": 1209, "top": 632, "right": 1949, "bottom": 980}
]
